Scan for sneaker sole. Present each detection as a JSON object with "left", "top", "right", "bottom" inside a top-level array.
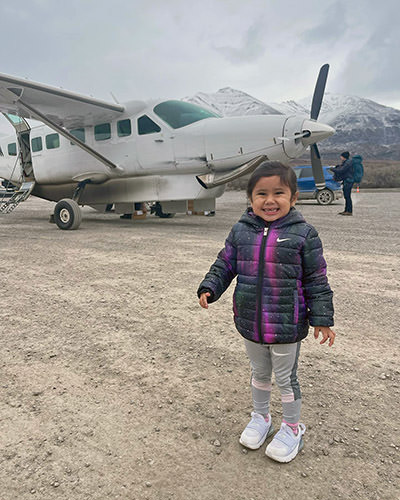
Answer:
[
  {"left": 239, "top": 425, "right": 274, "bottom": 450},
  {"left": 265, "top": 437, "right": 304, "bottom": 463}
]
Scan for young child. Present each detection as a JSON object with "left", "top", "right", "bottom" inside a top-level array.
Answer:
[{"left": 198, "top": 161, "right": 335, "bottom": 463}]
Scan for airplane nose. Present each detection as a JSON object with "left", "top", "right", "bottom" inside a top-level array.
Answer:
[{"left": 300, "top": 119, "right": 335, "bottom": 147}]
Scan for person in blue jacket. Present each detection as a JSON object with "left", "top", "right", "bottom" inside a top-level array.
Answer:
[
  {"left": 198, "top": 161, "right": 335, "bottom": 463},
  {"left": 331, "top": 151, "right": 354, "bottom": 215}
]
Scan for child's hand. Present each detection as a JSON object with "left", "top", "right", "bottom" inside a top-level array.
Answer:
[
  {"left": 199, "top": 292, "right": 211, "bottom": 309},
  {"left": 314, "top": 326, "right": 336, "bottom": 346}
]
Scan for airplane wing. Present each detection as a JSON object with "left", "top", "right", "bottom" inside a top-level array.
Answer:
[{"left": 0, "top": 72, "right": 125, "bottom": 128}]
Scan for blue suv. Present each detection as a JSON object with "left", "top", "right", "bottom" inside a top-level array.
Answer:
[{"left": 293, "top": 165, "right": 342, "bottom": 205}]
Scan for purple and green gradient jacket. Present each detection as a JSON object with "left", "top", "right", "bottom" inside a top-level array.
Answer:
[{"left": 197, "top": 207, "right": 334, "bottom": 344}]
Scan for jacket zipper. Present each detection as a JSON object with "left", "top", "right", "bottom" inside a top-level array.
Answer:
[{"left": 256, "top": 226, "right": 269, "bottom": 343}]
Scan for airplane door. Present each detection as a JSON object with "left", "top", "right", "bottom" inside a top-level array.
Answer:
[
  {"left": 2, "top": 113, "right": 34, "bottom": 180},
  {"left": 18, "top": 132, "right": 33, "bottom": 177},
  {"left": 136, "top": 115, "right": 175, "bottom": 171}
]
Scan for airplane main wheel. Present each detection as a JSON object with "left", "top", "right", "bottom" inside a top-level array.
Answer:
[
  {"left": 54, "top": 198, "right": 82, "bottom": 230},
  {"left": 316, "top": 188, "right": 334, "bottom": 205}
]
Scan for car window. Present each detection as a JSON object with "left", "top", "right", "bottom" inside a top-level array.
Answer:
[{"left": 299, "top": 167, "right": 313, "bottom": 178}]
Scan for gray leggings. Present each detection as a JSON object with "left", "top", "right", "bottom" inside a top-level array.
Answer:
[{"left": 244, "top": 339, "right": 302, "bottom": 424}]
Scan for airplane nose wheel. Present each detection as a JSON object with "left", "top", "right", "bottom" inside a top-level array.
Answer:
[
  {"left": 54, "top": 198, "right": 82, "bottom": 230},
  {"left": 60, "top": 208, "right": 71, "bottom": 223}
]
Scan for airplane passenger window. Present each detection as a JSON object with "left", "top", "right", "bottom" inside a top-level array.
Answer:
[
  {"left": 117, "top": 119, "right": 131, "bottom": 137},
  {"left": 31, "top": 137, "right": 43, "bottom": 152},
  {"left": 70, "top": 128, "right": 85, "bottom": 145},
  {"left": 46, "top": 133, "right": 60, "bottom": 149},
  {"left": 95, "top": 123, "right": 111, "bottom": 141},
  {"left": 8, "top": 143, "right": 17, "bottom": 156},
  {"left": 153, "top": 100, "right": 219, "bottom": 129},
  {"left": 137, "top": 115, "right": 161, "bottom": 135}
]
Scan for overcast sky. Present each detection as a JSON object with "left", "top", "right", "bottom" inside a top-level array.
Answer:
[{"left": 0, "top": 0, "right": 398, "bottom": 134}]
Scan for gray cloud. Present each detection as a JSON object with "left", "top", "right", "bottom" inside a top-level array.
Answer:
[
  {"left": 336, "top": 4, "right": 400, "bottom": 105},
  {"left": 214, "top": 19, "right": 267, "bottom": 63},
  {"left": 301, "top": 1, "right": 348, "bottom": 44},
  {"left": 0, "top": 0, "right": 398, "bottom": 120}
]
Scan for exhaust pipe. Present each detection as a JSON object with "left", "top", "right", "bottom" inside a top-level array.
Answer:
[{"left": 196, "top": 155, "right": 268, "bottom": 189}]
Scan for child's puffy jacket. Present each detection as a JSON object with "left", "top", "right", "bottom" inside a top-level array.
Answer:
[{"left": 197, "top": 208, "right": 334, "bottom": 344}]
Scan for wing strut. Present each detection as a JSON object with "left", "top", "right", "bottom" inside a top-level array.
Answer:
[{"left": 14, "top": 96, "right": 124, "bottom": 174}]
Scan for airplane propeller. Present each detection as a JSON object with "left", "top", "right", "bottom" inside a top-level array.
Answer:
[
  {"left": 309, "top": 64, "right": 329, "bottom": 189},
  {"left": 311, "top": 64, "right": 329, "bottom": 121}
]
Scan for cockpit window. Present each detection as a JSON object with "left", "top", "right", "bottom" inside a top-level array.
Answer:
[{"left": 153, "top": 100, "right": 219, "bottom": 129}]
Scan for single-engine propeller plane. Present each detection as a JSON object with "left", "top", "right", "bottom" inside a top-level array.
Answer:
[{"left": 0, "top": 64, "right": 334, "bottom": 229}]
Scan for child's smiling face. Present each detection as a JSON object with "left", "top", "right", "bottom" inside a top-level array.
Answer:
[{"left": 250, "top": 175, "right": 298, "bottom": 222}]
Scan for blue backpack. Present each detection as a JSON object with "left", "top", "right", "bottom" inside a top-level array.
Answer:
[{"left": 351, "top": 155, "right": 364, "bottom": 184}]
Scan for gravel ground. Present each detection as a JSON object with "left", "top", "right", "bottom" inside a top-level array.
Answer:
[{"left": 0, "top": 189, "right": 399, "bottom": 500}]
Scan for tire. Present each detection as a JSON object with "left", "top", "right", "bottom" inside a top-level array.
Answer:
[
  {"left": 316, "top": 189, "right": 334, "bottom": 205},
  {"left": 54, "top": 198, "right": 82, "bottom": 230}
]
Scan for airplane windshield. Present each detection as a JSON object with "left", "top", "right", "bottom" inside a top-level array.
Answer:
[{"left": 153, "top": 100, "right": 219, "bottom": 129}]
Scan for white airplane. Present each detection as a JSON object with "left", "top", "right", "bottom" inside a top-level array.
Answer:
[{"left": 0, "top": 65, "right": 334, "bottom": 229}]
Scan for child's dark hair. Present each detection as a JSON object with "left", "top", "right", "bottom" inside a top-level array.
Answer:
[{"left": 246, "top": 161, "right": 298, "bottom": 199}]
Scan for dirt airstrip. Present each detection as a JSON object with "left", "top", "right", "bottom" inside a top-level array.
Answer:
[{"left": 0, "top": 190, "right": 399, "bottom": 500}]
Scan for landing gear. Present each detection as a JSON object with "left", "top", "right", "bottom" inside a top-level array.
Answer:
[
  {"left": 54, "top": 198, "right": 82, "bottom": 230},
  {"left": 52, "top": 180, "right": 88, "bottom": 229}
]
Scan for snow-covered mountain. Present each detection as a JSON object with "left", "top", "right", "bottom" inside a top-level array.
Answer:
[
  {"left": 186, "top": 87, "right": 282, "bottom": 117},
  {"left": 185, "top": 89, "right": 400, "bottom": 160}
]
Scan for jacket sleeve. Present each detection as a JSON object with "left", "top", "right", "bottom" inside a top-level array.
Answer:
[
  {"left": 301, "top": 227, "right": 334, "bottom": 326},
  {"left": 332, "top": 159, "right": 352, "bottom": 181},
  {"left": 197, "top": 228, "right": 237, "bottom": 303}
]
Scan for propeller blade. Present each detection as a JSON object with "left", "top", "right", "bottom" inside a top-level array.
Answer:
[
  {"left": 310, "top": 143, "right": 325, "bottom": 189},
  {"left": 310, "top": 64, "right": 329, "bottom": 121}
]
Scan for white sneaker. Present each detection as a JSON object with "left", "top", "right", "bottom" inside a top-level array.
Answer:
[
  {"left": 239, "top": 412, "right": 274, "bottom": 450},
  {"left": 265, "top": 422, "right": 306, "bottom": 463}
]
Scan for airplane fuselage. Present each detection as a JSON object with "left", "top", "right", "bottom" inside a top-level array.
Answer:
[{"left": 0, "top": 98, "right": 333, "bottom": 208}]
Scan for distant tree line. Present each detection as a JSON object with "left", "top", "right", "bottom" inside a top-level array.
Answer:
[{"left": 360, "top": 161, "right": 400, "bottom": 188}]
